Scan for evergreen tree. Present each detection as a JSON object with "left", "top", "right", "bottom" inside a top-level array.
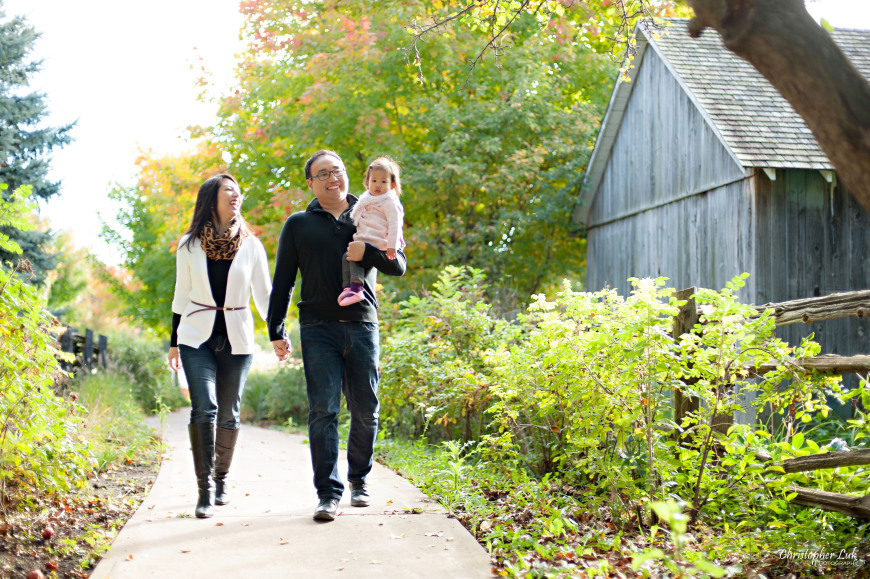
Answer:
[{"left": 0, "top": 2, "right": 73, "bottom": 284}]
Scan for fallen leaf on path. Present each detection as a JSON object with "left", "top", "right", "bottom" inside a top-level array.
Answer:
[
  {"left": 425, "top": 531, "right": 443, "bottom": 537},
  {"left": 370, "top": 560, "right": 383, "bottom": 565},
  {"left": 215, "top": 522, "right": 224, "bottom": 526},
  {"left": 279, "top": 539, "right": 289, "bottom": 545},
  {"left": 126, "top": 555, "right": 134, "bottom": 560},
  {"left": 386, "top": 500, "right": 393, "bottom": 505},
  {"left": 391, "top": 534, "right": 405, "bottom": 539},
  {"left": 181, "top": 550, "right": 191, "bottom": 553}
]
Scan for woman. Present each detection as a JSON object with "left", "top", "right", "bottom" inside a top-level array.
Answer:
[{"left": 168, "top": 173, "right": 271, "bottom": 518}]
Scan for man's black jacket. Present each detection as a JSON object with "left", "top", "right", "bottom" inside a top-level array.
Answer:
[{"left": 267, "top": 195, "right": 407, "bottom": 341}]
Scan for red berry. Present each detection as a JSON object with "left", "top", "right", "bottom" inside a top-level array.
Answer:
[
  {"left": 27, "top": 570, "right": 45, "bottom": 579},
  {"left": 45, "top": 560, "right": 59, "bottom": 571},
  {"left": 42, "top": 526, "right": 54, "bottom": 540}
]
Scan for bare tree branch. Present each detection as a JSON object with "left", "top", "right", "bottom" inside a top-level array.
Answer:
[
  {"left": 403, "top": 0, "right": 665, "bottom": 84},
  {"left": 403, "top": 2, "right": 483, "bottom": 82}
]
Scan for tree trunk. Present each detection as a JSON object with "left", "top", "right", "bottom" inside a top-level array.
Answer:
[{"left": 687, "top": 0, "right": 870, "bottom": 214}]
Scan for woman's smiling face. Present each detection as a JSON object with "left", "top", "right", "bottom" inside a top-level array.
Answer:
[{"left": 215, "top": 178, "right": 243, "bottom": 224}]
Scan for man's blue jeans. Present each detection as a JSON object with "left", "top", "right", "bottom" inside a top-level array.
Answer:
[
  {"left": 180, "top": 334, "right": 253, "bottom": 429},
  {"left": 299, "top": 319, "right": 380, "bottom": 500}
]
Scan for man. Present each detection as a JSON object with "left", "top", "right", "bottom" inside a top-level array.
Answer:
[{"left": 268, "top": 150, "right": 407, "bottom": 521}]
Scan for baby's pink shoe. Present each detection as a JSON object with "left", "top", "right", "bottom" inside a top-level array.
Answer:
[{"left": 338, "top": 286, "right": 364, "bottom": 306}]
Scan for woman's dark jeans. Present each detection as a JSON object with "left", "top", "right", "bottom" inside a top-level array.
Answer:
[
  {"left": 299, "top": 319, "right": 380, "bottom": 500},
  {"left": 180, "top": 334, "right": 253, "bottom": 429}
]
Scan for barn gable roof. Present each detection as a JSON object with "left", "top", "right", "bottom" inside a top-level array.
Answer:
[{"left": 575, "top": 18, "right": 870, "bottom": 226}]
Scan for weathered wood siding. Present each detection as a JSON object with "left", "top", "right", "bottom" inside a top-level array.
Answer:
[
  {"left": 588, "top": 180, "right": 755, "bottom": 296},
  {"left": 586, "top": 46, "right": 751, "bottom": 296},
  {"left": 754, "top": 169, "right": 870, "bottom": 365}
]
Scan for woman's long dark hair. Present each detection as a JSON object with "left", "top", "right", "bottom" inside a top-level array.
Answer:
[{"left": 180, "top": 173, "right": 250, "bottom": 251}]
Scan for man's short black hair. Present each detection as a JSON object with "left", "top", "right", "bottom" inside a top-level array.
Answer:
[{"left": 304, "top": 150, "right": 343, "bottom": 180}]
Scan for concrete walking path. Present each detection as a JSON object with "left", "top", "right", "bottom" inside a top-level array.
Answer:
[{"left": 91, "top": 410, "right": 492, "bottom": 578}]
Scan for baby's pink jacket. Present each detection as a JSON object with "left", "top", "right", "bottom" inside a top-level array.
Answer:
[{"left": 350, "top": 189, "right": 406, "bottom": 251}]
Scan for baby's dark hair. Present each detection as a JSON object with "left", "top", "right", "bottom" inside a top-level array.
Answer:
[{"left": 364, "top": 156, "right": 402, "bottom": 196}]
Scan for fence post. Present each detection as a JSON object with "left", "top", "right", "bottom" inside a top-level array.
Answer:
[
  {"left": 98, "top": 335, "right": 108, "bottom": 368},
  {"left": 673, "top": 288, "right": 699, "bottom": 431},
  {"left": 69, "top": 326, "right": 80, "bottom": 369},
  {"left": 84, "top": 329, "right": 94, "bottom": 370},
  {"left": 60, "top": 325, "right": 75, "bottom": 373}
]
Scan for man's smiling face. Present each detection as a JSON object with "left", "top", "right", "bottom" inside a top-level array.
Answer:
[{"left": 306, "top": 155, "right": 348, "bottom": 206}]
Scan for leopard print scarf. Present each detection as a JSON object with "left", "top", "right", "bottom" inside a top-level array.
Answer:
[{"left": 199, "top": 218, "right": 248, "bottom": 260}]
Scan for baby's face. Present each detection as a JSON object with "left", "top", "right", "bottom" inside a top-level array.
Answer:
[{"left": 366, "top": 169, "right": 391, "bottom": 196}]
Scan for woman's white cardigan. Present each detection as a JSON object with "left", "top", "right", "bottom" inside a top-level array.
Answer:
[{"left": 171, "top": 234, "right": 272, "bottom": 355}]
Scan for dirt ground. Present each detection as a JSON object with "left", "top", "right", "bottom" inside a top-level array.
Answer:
[{"left": 0, "top": 458, "right": 159, "bottom": 579}]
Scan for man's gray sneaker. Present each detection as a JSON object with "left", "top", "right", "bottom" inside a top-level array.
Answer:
[{"left": 350, "top": 481, "right": 370, "bottom": 507}]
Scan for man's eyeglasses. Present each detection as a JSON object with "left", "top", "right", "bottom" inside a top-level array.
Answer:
[{"left": 312, "top": 169, "right": 345, "bottom": 181}]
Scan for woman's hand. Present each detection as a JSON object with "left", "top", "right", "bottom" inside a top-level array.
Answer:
[
  {"left": 386, "top": 248, "right": 397, "bottom": 260},
  {"left": 168, "top": 347, "right": 182, "bottom": 372},
  {"left": 272, "top": 338, "right": 292, "bottom": 362},
  {"left": 346, "top": 240, "right": 365, "bottom": 261}
]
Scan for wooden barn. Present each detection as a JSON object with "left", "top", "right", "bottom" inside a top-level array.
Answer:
[{"left": 576, "top": 18, "right": 870, "bottom": 391}]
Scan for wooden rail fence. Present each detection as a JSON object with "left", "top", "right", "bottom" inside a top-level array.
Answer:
[
  {"left": 672, "top": 288, "right": 870, "bottom": 519},
  {"left": 59, "top": 326, "right": 108, "bottom": 373}
]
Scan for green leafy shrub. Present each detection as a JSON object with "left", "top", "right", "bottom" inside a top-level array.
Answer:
[
  {"left": 242, "top": 363, "right": 308, "bottom": 427},
  {"left": 0, "top": 260, "right": 94, "bottom": 508},
  {"left": 106, "top": 334, "right": 188, "bottom": 413},
  {"left": 379, "top": 266, "right": 521, "bottom": 441},
  {"left": 485, "top": 275, "right": 843, "bottom": 519}
]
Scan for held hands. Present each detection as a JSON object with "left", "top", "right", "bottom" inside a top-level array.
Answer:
[
  {"left": 272, "top": 338, "right": 292, "bottom": 362},
  {"left": 386, "top": 248, "right": 397, "bottom": 260},
  {"left": 346, "top": 240, "right": 365, "bottom": 261},
  {"left": 168, "top": 347, "right": 182, "bottom": 372}
]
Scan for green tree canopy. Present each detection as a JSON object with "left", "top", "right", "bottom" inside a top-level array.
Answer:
[
  {"left": 109, "top": 0, "right": 632, "bottom": 331},
  {"left": 211, "top": 0, "right": 615, "bottom": 298}
]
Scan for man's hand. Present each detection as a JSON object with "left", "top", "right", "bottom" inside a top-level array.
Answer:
[
  {"left": 272, "top": 338, "right": 292, "bottom": 361},
  {"left": 346, "top": 240, "right": 365, "bottom": 261}
]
